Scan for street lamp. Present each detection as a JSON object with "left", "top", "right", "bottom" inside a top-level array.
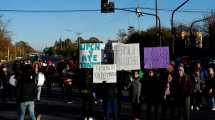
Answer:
[{"left": 190, "top": 17, "right": 209, "bottom": 48}]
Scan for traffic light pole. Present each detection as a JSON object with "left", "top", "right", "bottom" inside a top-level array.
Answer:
[
  {"left": 116, "top": 8, "right": 162, "bottom": 46},
  {"left": 171, "top": 0, "right": 190, "bottom": 58}
]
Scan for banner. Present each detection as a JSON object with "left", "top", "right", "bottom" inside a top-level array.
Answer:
[
  {"left": 144, "top": 47, "right": 170, "bottom": 69},
  {"left": 114, "top": 44, "right": 140, "bottom": 70},
  {"left": 80, "top": 43, "right": 104, "bottom": 68},
  {"left": 93, "top": 64, "right": 117, "bottom": 83}
]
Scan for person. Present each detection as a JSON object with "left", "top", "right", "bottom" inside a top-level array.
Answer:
[
  {"left": 194, "top": 62, "right": 207, "bottom": 108},
  {"left": 206, "top": 67, "right": 215, "bottom": 110},
  {"left": 45, "top": 60, "right": 57, "bottom": 96},
  {"left": 191, "top": 69, "right": 202, "bottom": 111},
  {"left": 33, "top": 61, "right": 45, "bottom": 101},
  {"left": 63, "top": 58, "right": 78, "bottom": 103},
  {"left": 57, "top": 57, "right": 67, "bottom": 89},
  {"left": 144, "top": 69, "right": 162, "bottom": 120},
  {"left": 78, "top": 69, "right": 94, "bottom": 120},
  {"left": 63, "top": 63, "right": 74, "bottom": 103},
  {"left": 128, "top": 70, "right": 142, "bottom": 120},
  {"left": 16, "top": 63, "right": 37, "bottom": 120},
  {"left": 175, "top": 66, "right": 192, "bottom": 120},
  {"left": 101, "top": 81, "right": 119, "bottom": 120},
  {"left": 0, "top": 64, "right": 11, "bottom": 102},
  {"left": 161, "top": 64, "right": 177, "bottom": 120}
]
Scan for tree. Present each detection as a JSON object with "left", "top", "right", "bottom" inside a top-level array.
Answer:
[
  {"left": 117, "top": 29, "right": 127, "bottom": 43},
  {"left": 15, "top": 41, "right": 35, "bottom": 57},
  {"left": 125, "top": 27, "right": 172, "bottom": 47},
  {"left": 0, "top": 16, "right": 14, "bottom": 60}
]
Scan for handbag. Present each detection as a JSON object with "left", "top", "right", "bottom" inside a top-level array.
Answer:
[
  {"left": 37, "top": 72, "right": 46, "bottom": 86},
  {"left": 9, "top": 75, "right": 17, "bottom": 87}
]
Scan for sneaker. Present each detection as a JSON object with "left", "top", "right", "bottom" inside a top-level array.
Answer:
[
  {"left": 196, "top": 106, "right": 200, "bottom": 111},
  {"left": 89, "top": 117, "right": 93, "bottom": 120},
  {"left": 191, "top": 105, "right": 194, "bottom": 111},
  {"left": 211, "top": 107, "right": 215, "bottom": 111},
  {"left": 67, "top": 101, "right": 72, "bottom": 104}
]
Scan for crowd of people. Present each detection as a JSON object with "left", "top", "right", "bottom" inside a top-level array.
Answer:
[{"left": 0, "top": 57, "right": 215, "bottom": 120}]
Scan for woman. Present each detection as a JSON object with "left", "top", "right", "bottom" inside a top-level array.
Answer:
[
  {"left": 175, "top": 66, "right": 192, "bottom": 120},
  {"left": 161, "top": 64, "right": 177, "bottom": 120},
  {"left": 129, "top": 70, "right": 142, "bottom": 120},
  {"left": 33, "top": 61, "right": 45, "bottom": 101}
]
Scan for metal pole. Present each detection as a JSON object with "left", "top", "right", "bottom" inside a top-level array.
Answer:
[
  {"left": 116, "top": 8, "right": 162, "bottom": 46},
  {"left": 171, "top": 0, "right": 190, "bottom": 57},
  {"left": 155, "top": 0, "right": 158, "bottom": 28}
]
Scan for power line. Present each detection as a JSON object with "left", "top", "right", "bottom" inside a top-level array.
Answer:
[{"left": 0, "top": 7, "right": 213, "bottom": 14}]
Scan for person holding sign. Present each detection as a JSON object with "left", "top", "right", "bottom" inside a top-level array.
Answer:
[
  {"left": 144, "top": 69, "right": 162, "bottom": 120},
  {"left": 77, "top": 69, "right": 94, "bottom": 120},
  {"left": 126, "top": 70, "right": 142, "bottom": 120}
]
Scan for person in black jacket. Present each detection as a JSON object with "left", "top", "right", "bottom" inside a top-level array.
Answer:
[
  {"left": 206, "top": 67, "right": 215, "bottom": 111},
  {"left": 161, "top": 64, "right": 177, "bottom": 120},
  {"left": 16, "top": 63, "right": 37, "bottom": 120},
  {"left": 145, "top": 69, "right": 162, "bottom": 120},
  {"left": 77, "top": 68, "right": 94, "bottom": 120}
]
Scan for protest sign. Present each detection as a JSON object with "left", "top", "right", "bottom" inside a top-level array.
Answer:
[
  {"left": 93, "top": 64, "right": 117, "bottom": 83},
  {"left": 80, "top": 43, "right": 104, "bottom": 68},
  {"left": 114, "top": 44, "right": 140, "bottom": 70},
  {"left": 144, "top": 47, "right": 169, "bottom": 69}
]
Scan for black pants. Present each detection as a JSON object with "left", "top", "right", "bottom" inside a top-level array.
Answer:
[
  {"left": 132, "top": 102, "right": 141, "bottom": 119},
  {"left": 176, "top": 97, "right": 191, "bottom": 120},
  {"left": 191, "top": 92, "right": 201, "bottom": 109},
  {"left": 161, "top": 97, "right": 176, "bottom": 120},
  {"left": 146, "top": 102, "right": 161, "bottom": 120},
  {"left": 82, "top": 91, "right": 93, "bottom": 118},
  {"left": 64, "top": 85, "right": 73, "bottom": 101}
]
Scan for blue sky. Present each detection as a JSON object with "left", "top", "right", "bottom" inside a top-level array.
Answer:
[{"left": 0, "top": 0, "right": 214, "bottom": 50}]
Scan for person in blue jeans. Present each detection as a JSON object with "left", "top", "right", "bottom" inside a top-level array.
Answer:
[
  {"left": 18, "top": 101, "right": 36, "bottom": 120},
  {"left": 16, "top": 62, "right": 37, "bottom": 120},
  {"left": 102, "top": 82, "right": 119, "bottom": 120}
]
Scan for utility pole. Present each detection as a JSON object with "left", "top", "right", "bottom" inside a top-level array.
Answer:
[
  {"left": 155, "top": 0, "right": 158, "bottom": 28},
  {"left": 7, "top": 46, "right": 10, "bottom": 61}
]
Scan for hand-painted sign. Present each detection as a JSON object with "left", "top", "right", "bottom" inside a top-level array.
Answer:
[
  {"left": 93, "top": 64, "right": 117, "bottom": 83},
  {"left": 114, "top": 44, "right": 140, "bottom": 70},
  {"left": 144, "top": 47, "right": 169, "bottom": 69},
  {"left": 80, "top": 43, "right": 104, "bottom": 68}
]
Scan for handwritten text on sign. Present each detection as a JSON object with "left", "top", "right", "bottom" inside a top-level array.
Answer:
[
  {"left": 93, "top": 64, "right": 117, "bottom": 83},
  {"left": 114, "top": 44, "right": 140, "bottom": 70},
  {"left": 144, "top": 47, "right": 170, "bottom": 69},
  {"left": 80, "top": 43, "right": 104, "bottom": 68}
]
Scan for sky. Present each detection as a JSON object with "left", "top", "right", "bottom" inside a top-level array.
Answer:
[{"left": 0, "top": 0, "right": 214, "bottom": 50}]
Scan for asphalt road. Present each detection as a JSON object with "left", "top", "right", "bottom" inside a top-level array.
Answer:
[{"left": 1, "top": 87, "right": 215, "bottom": 120}]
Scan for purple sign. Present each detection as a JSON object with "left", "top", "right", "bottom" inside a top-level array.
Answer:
[{"left": 144, "top": 47, "right": 170, "bottom": 69}]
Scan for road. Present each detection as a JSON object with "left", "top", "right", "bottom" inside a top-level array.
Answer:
[{"left": 0, "top": 87, "right": 215, "bottom": 120}]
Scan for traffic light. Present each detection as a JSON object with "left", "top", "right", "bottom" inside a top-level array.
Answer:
[{"left": 101, "top": 0, "right": 115, "bottom": 13}]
